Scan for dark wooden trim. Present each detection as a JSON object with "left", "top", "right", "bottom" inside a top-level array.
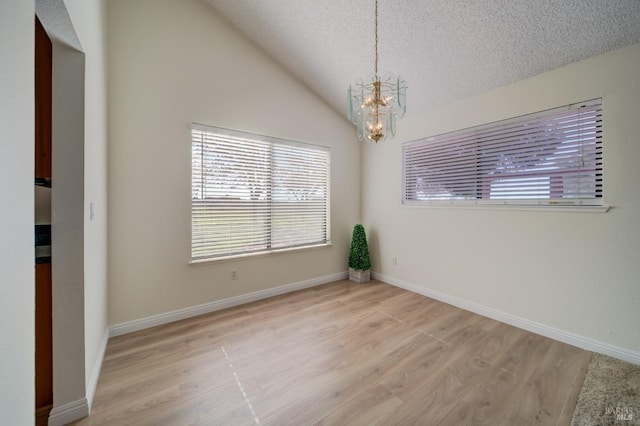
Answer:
[
  {"left": 34, "top": 262, "right": 53, "bottom": 409},
  {"left": 34, "top": 15, "right": 53, "bottom": 419},
  {"left": 35, "top": 16, "right": 52, "bottom": 178}
]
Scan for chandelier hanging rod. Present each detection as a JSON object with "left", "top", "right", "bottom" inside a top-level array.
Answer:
[{"left": 374, "top": 0, "right": 379, "bottom": 77}]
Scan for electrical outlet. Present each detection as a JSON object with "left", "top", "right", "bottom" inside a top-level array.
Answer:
[
  {"left": 392, "top": 257, "right": 398, "bottom": 266},
  {"left": 230, "top": 269, "right": 238, "bottom": 280}
]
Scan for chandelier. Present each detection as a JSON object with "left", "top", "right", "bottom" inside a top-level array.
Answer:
[{"left": 347, "top": 0, "right": 407, "bottom": 143}]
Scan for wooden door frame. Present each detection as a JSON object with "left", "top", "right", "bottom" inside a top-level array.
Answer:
[{"left": 34, "top": 15, "right": 53, "bottom": 422}]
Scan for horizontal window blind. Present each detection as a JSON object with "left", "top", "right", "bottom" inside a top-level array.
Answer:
[
  {"left": 191, "top": 125, "right": 330, "bottom": 260},
  {"left": 403, "top": 99, "right": 603, "bottom": 205}
]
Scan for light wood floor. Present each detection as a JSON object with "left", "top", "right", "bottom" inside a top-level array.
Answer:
[{"left": 71, "top": 280, "right": 591, "bottom": 425}]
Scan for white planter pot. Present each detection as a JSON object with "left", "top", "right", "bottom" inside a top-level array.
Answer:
[{"left": 349, "top": 268, "right": 370, "bottom": 283}]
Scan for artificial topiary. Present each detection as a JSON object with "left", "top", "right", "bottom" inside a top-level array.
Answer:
[{"left": 349, "top": 224, "right": 371, "bottom": 271}]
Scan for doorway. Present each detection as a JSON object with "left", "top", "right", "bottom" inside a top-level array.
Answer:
[
  {"left": 34, "top": 15, "right": 53, "bottom": 425},
  {"left": 35, "top": 2, "right": 87, "bottom": 422}
]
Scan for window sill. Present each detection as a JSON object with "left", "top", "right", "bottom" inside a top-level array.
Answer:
[
  {"left": 402, "top": 202, "right": 610, "bottom": 213},
  {"left": 189, "top": 242, "right": 332, "bottom": 265}
]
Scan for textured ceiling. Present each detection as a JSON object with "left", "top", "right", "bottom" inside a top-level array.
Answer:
[{"left": 205, "top": 0, "right": 640, "bottom": 119}]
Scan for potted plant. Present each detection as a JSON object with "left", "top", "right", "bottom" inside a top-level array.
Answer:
[{"left": 349, "top": 224, "right": 371, "bottom": 283}]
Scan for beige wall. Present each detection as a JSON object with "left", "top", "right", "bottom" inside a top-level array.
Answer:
[
  {"left": 107, "top": 0, "right": 360, "bottom": 324},
  {"left": 50, "top": 38, "right": 87, "bottom": 409},
  {"left": 63, "top": 0, "right": 110, "bottom": 402},
  {"left": 0, "top": 1, "right": 35, "bottom": 423},
  {"left": 363, "top": 43, "right": 640, "bottom": 355}
]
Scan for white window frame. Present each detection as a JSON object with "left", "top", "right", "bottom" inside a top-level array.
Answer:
[
  {"left": 190, "top": 124, "right": 331, "bottom": 262},
  {"left": 402, "top": 99, "right": 607, "bottom": 211}
]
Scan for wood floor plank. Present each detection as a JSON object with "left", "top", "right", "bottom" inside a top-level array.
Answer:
[
  {"left": 380, "top": 336, "right": 501, "bottom": 425},
  {"left": 316, "top": 384, "right": 403, "bottom": 426},
  {"left": 85, "top": 385, "right": 183, "bottom": 426},
  {"left": 419, "top": 330, "right": 555, "bottom": 425},
  {"left": 70, "top": 280, "right": 591, "bottom": 426},
  {"left": 503, "top": 343, "right": 593, "bottom": 425}
]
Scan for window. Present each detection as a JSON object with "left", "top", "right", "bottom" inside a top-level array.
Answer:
[
  {"left": 402, "top": 99, "right": 603, "bottom": 207},
  {"left": 191, "top": 124, "right": 330, "bottom": 261}
]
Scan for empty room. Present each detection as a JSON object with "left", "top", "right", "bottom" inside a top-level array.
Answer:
[{"left": 2, "top": 0, "right": 640, "bottom": 425}]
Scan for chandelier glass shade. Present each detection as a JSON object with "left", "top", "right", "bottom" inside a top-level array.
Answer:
[{"left": 347, "top": 0, "right": 407, "bottom": 143}]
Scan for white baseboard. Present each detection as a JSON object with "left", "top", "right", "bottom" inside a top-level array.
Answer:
[
  {"left": 48, "top": 398, "right": 89, "bottom": 426},
  {"left": 110, "top": 271, "right": 348, "bottom": 337},
  {"left": 373, "top": 271, "right": 640, "bottom": 366},
  {"left": 87, "top": 328, "right": 109, "bottom": 410},
  {"left": 47, "top": 329, "right": 107, "bottom": 425}
]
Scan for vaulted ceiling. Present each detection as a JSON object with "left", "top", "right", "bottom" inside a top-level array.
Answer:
[{"left": 205, "top": 0, "right": 640, "bottom": 119}]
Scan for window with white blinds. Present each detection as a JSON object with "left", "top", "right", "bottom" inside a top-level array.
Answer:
[
  {"left": 403, "top": 99, "right": 603, "bottom": 207},
  {"left": 191, "top": 124, "right": 330, "bottom": 261}
]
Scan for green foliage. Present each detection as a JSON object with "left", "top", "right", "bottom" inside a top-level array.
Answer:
[{"left": 349, "top": 224, "right": 371, "bottom": 271}]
